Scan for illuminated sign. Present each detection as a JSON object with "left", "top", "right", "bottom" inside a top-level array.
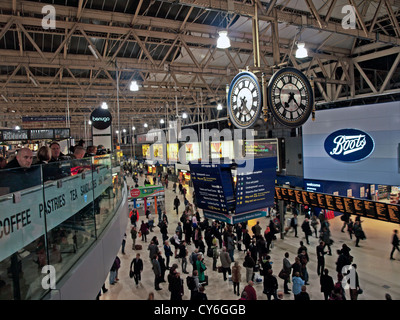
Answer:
[{"left": 324, "top": 128, "right": 375, "bottom": 162}]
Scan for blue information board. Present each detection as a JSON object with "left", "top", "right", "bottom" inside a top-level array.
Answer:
[
  {"left": 235, "top": 157, "right": 277, "bottom": 214},
  {"left": 190, "top": 163, "right": 235, "bottom": 214}
]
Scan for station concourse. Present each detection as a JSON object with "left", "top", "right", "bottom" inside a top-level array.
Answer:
[{"left": 99, "top": 174, "right": 400, "bottom": 301}]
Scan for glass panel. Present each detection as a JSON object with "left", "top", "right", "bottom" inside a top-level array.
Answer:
[
  {"left": 42, "top": 157, "right": 96, "bottom": 284},
  {"left": 0, "top": 166, "right": 46, "bottom": 300}
]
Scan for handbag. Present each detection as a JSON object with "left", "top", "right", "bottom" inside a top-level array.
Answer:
[
  {"left": 357, "top": 288, "right": 363, "bottom": 294},
  {"left": 129, "top": 270, "right": 134, "bottom": 278},
  {"left": 278, "top": 269, "right": 287, "bottom": 280}
]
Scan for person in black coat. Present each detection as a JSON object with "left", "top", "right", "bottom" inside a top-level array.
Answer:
[
  {"left": 390, "top": 229, "right": 399, "bottom": 260},
  {"left": 263, "top": 269, "right": 279, "bottom": 300},
  {"left": 130, "top": 253, "right": 144, "bottom": 287},
  {"left": 320, "top": 268, "right": 334, "bottom": 300},
  {"left": 301, "top": 218, "right": 312, "bottom": 245}
]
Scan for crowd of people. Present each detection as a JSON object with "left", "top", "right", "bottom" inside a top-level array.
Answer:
[{"left": 99, "top": 170, "right": 400, "bottom": 301}]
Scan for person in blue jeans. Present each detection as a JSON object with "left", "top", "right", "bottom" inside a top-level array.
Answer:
[{"left": 292, "top": 272, "right": 305, "bottom": 300}]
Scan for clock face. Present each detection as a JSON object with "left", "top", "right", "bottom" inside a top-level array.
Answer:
[
  {"left": 267, "top": 67, "right": 314, "bottom": 128},
  {"left": 227, "top": 71, "right": 262, "bottom": 129}
]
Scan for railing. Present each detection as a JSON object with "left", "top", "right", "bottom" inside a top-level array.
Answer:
[{"left": 0, "top": 153, "right": 124, "bottom": 300}]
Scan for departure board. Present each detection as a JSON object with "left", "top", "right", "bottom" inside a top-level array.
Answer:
[
  {"left": 2, "top": 129, "right": 29, "bottom": 141},
  {"left": 334, "top": 196, "right": 345, "bottom": 213},
  {"left": 302, "top": 191, "right": 310, "bottom": 206},
  {"left": 294, "top": 190, "right": 303, "bottom": 204},
  {"left": 343, "top": 198, "right": 355, "bottom": 214},
  {"left": 275, "top": 187, "right": 282, "bottom": 200},
  {"left": 317, "top": 193, "right": 327, "bottom": 209},
  {"left": 30, "top": 129, "right": 54, "bottom": 140},
  {"left": 281, "top": 188, "right": 289, "bottom": 201},
  {"left": 274, "top": 186, "right": 400, "bottom": 224},
  {"left": 364, "top": 200, "right": 377, "bottom": 219},
  {"left": 325, "top": 194, "right": 337, "bottom": 211},
  {"left": 353, "top": 199, "right": 365, "bottom": 216},
  {"left": 288, "top": 189, "right": 296, "bottom": 203},
  {"left": 375, "top": 202, "right": 389, "bottom": 221},
  {"left": 387, "top": 204, "right": 400, "bottom": 223},
  {"left": 309, "top": 192, "right": 318, "bottom": 207}
]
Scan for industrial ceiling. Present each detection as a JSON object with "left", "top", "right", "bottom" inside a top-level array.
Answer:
[{"left": 1, "top": 0, "right": 400, "bottom": 138}]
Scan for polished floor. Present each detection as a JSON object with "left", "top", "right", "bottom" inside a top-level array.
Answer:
[{"left": 100, "top": 174, "right": 400, "bottom": 300}]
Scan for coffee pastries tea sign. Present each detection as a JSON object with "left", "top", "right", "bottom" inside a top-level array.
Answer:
[
  {"left": 267, "top": 67, "right": 314, "bottom": 128},
  {"left": 227, "top": 71, "right": 262, "bottom": 129},
  {"left": 90, "top": 108, "right": 112, "bottom": 130}
]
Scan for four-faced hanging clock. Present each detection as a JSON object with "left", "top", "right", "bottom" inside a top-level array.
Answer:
[
  {"left": 227, "top": 71, "right": 262, "bottom": 129},
  {"left": 266, "top": 67, "right": 314, "bottom": 128}
]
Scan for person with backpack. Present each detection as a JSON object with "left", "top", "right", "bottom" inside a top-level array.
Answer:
[{"left": 187, "top": 269, "right": 200, "bottom": 300}]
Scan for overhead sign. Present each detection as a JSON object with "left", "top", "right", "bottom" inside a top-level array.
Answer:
[
  {"left": 189, "top": 163, "right": 235, "bottom": 214},
  {"left": 235, "top": 157, "right": 277, "bottom": 214},
  {"left": 129, "top": 186, "right": 165, "bottom": 199},
  {"left": 90, "top": 108, "right": 112, "bottom": 130},
  {"left": 324, "top": 128, "right": 375, "bottom": 162}
]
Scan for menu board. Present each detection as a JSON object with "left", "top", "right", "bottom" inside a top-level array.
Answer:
[
  {"left": 343, "top": 198, "right": 356, "bottom": 214},
  {"left": 317, "top": 193, "right": 327, "bottom": 209},
  {"left": 333, "top": 196, "right": 345, "bottom": 213},
  {"left": 235, "top": 157, "right": 277, "bottom": 214},
  {"left": 190, "top": 163, "right": 233, "bottom": 214},
  {"left": 324, "top": 194, "right": 337, "bottom": 211},
  {"left": 387, "top": 204, "right": 400, "bottom": 223},
  {"left": 294, "top": 190, "right": 303, "bottom": 204},
  {"left": 364, "top": 200, "right": 377, "bottom": 219},
  {"left": 353, "top": 199, "right": 365, "bottom": 216},
  {"left": 375, "top": 202, "right": 389, "bottom": 221}
]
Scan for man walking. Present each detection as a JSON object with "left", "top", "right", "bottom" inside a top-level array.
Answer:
[{"left": 390, "top": 229, "right": 399, "bottom": 260}]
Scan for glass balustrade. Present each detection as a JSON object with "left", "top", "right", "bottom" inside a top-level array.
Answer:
[{"left": 0, "top": 153, "right": 123, "bottom": 300}]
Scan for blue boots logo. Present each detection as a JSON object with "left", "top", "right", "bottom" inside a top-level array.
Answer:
[{"left": 324, "top": 128, "right": 375, "bottom": 162}]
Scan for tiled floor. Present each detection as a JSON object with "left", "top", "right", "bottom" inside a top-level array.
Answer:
[{"left": 99, "top": 175, "right": 400, "bottom": 300}]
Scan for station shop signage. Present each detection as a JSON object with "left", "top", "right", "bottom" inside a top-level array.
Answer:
[
  {"left": 128, "top": 185, "right": 165, "bottom": 199},
  {"left": 90, "top": 108, "right": 112, "bottom": 130},
  {"left": 324, "top": 128, "right": 375, "bottom": 162},
  {"left": 0, "top": 166, "right": 112, "bottom": 262}
]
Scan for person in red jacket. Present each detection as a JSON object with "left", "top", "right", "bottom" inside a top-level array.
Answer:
[{"left": 243, "top": 281, "right": 257, "bottom": 300}]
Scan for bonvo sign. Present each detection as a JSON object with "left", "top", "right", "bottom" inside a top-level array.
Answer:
[{"left": 324, "top": 128, "right": 375, "bottom": 162}]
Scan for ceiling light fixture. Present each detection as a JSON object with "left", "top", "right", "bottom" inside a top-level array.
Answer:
[
  {"left": 182, "top": 112, "right": 187, "bottom": 119},
  {"left": 101, "top": 102, "right": 108, "bottom": 109},
  {"left": 132, "top": 126, "right": 136, "bottom": 131},
  {"left": 217, "top": 103, "right": 223, "bottom": 110},
  {"left": 130, "top": 80, "right": 139, "bottom": 92},
  {"left": 144, "top": 123, "right": 148, "bottom": 128},
  {"left": 295, "top": 42, "right": 308, "bottom": 59},
  {"left": 88, "top": 45, "right": 99, "bottom": 59},
  {"left": 160, "top": 119, "right": 165, "bottom": 124},
  {"left": 15, "top": 126, "right": 20, "bottom": 130},
  {"left": 88, "top": 120, "right": 92, "bottom": 125},
  {"left": 217, "top": 31, "right": 231, "bottom": 49}
]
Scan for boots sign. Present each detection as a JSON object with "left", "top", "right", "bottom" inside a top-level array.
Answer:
[
  {"left": 90, "top": 108, "right": 112, "bottom": 130},
  {"left": 324, "top": 128, "right": 375, "bottom": 162}
]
